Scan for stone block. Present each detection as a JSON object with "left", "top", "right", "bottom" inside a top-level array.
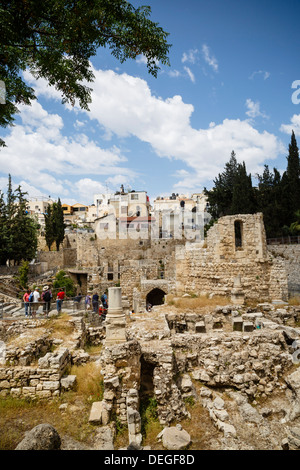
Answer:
[
  {"left": 232, "top": 318, "right": 243, "bottom": 331},
  {"left": 243, "top": 321, "right": 254, "bottom": 332},
  {"left": 195, "top": 321, "right": 206, "bottom": 333},
  {"left": 89, "top": 401, "right": 103, "bottom": 424}
]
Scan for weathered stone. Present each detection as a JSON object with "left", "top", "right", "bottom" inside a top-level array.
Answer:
[
  {"left": 15, "top": 423, "right": 61, "bottom": 450},
  {"left": 89, "top": 401, "right": 103, "bottom": 424},
  {"left": 161, "top": 426, "right": 191, "bottom": 450}
]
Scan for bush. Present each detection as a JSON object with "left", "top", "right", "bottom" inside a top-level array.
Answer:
[{"left": 53, "top": 270, "right": 76, "bottom": 297}]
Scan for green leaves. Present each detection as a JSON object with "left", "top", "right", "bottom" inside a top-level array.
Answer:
[
  {"left": 44, "top": 197, "right": 65, "bottom": 251},
  {"left": 0, "top": 0, "right": 171, "bottom": 138},
  {"left": 0, "top": 175, "right": 39, "bottom": 265}
]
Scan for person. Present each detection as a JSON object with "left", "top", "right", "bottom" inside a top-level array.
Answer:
[
  {"left": 74, "top": 293, "right": 82, "bottom": 310},
  {"left": 23, "top": 289, "right": 31, "bottom": 317},
  {"left": 92, "top": 292, "right": 99, "bottom": 313},
  {"left": 32, "top": 287, "right": 40, "bottom": 318},
  {"left": 101, "top": 292, "right": 108, "bottom": 309},
  {"left": 42, "top": 286, "right": 52, "bottom": 316},
  {"left": 56, "top": 289, "right": 65, "bottom": 313},
  {"left": 85, "top": 293, "right": 91, "bottom": 310}
]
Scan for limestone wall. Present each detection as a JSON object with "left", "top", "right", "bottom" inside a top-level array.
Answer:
[
  {"left": 175, "top": 214, "right": 288, "bottom": 302},
  {"left": 268, "top": 244, "right": 300, "bottom": 297}
]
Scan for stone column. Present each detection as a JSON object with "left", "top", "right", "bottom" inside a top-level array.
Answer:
[{"left": 105, "top": 287, "right": 127, "bottom": 345}]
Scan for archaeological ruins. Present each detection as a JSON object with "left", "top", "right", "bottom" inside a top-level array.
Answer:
[{"left": 1, "top": 211, "right": 300, "bottom": 450}]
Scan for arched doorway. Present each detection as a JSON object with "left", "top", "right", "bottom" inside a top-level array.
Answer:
[{"left": 146, "top": 288, "right": 166, "bottom": 307}]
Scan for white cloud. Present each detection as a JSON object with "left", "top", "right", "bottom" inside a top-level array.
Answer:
[
  {"left": 182, "top": 49, "right": 199, "bottom": 64},
  {"left": 249, "top": 70, "right": 270, "bottom": 80},
  {"left": 9, "top": 66, "right": 285, "bottom": 196},
  {"left": 67, "top": 68, "right": 283, "bottom": 186},
  {"left": 0, "top": 99, "right": 137, "bottom": 198},
  {"left": 202, "top": 44, "right": 219, "bottom": 72},
  {"left": 183, "top": 66, "right": 196, "bottom": 83},
  {"left": 245, "top": 98, "right": 269, "bottom": 120},
  {"left": 280, "top": 114, "right": 300, "bottom": 135}
]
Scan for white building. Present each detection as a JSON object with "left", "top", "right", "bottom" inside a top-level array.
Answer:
[
  {"left": 26, "top": 197, "right": 54, "bottom": 226},
  {"left": 94, "top": 186, "right": 150, "bottom": 219}
]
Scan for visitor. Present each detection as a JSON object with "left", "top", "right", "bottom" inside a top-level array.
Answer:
[
  {"left": 23, "top": 289, "right": 31, "bottom": 317},
  {"left": 85, "top": 293, "right": 91, "bottom": 310},
  {"left": 32, "top": 287, "right": 40, "bottom": 318},
  {"left": 74, "top": 293, "right": 82, "bottom": 310},
  {"left": 42, "top": 286, "right": 52, "bottom": 316},
  {"left": 92, "top": 292, "right": 99, "bottom": 313},
  {"left": 56, "top": 289, "right": 65, "bottom": 313},
  {"left": 101, "top": 292, "right": 108, "bottom": 309}
]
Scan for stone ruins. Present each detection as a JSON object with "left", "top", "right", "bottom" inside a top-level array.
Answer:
[{"left": 1, "top": 212, "right": 300, "bottom": 450}]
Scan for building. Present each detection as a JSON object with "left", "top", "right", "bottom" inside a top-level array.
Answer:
[
  {"left": 94, "top": 186, "right": 150, "bottom": 219},
  {"left": 26, "top": 197, "right": 54, "bottom": 227}
]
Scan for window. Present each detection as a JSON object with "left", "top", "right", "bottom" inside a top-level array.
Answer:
[
  {"left": 121, "top": 206, "right": 128, "bottom": 214},
  {"left": 131, "top": 193, "right": 139, "bottom": 200},
  {"left": 107, "top": 273, "right": 114, "bottom": 281},
  {"left": 234, "top": 220, "right": 243, "bottom": 249}
]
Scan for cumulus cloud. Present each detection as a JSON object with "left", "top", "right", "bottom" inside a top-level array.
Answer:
[
  {"left": 79, "top": 68, "right": 282, "bottom": 179},
  {"left": 0, "top": 99, "right": 137, "bottom": 198},
  {"left": 280, "top": 114, "right": 300, "bottom": 136},
  {"left": 4, "top": 66, "right": 285, "bottom": 197}
]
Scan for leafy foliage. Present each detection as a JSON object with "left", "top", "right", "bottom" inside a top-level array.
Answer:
[
  {"left": 44, "top": 198, "right": 65, "bottom": 251},
  {"left": 0, "top": 0, "right": 171, "bottom": 144},
  {"left": 0, "top": 175, "right": 38, "bottom": 265},
  {"left": 204, "top": 132, "right": 300, "bottom": 239},
  {"left": 53, "top": 269, "right": 75, "bottom": 297}
]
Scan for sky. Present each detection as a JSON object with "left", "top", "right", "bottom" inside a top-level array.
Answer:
[{"left": 1, "top": 0, "right": 300, "bottom": 206}]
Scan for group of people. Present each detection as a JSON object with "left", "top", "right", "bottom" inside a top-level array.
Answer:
[
  {"left": 23, "top": 286, "right": 66, "bottom": 318},
  {"left": 84, "top": 291, "right": 108, "bottom": 319},
  {"left": 23, "top": 286, "right": 109, "bottom": 319}
]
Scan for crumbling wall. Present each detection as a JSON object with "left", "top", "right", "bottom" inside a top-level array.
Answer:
[{"left": 175, "top": 213, "right": 288, "bottom": 302}]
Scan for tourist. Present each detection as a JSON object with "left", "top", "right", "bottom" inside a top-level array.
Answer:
[
  {"left": 92, "top": 292, "right": 99, "bottom": 313},
  {"left": 85, "top": 293, "right": 91, "bottom": 310},
  {"left": 23, "top": 289, "right": 31, "bottom": 317},
  {"left": 42, "top": 286, "right": 52, "bottom": 316},
  {"left": 74, "top": 292, "right": 82, "bottom": 310},
  {"left": 101, "top": 292, "right": 108, "bottom": 309},
  {"left": 32, "top": 287, "right": 40, "bottom": 318},
  {"left": 56, "top": 289, "right": 65, "bottom": 313}
]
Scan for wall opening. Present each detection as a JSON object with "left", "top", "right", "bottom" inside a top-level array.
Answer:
[
  {"left": 234, "top": 220, "right": 243, "bottom": 249},
  {"left": 140, "top": 356, "right": 155, "bottom": 398},
  {"left": 146, "top": 288, "right": 166, "bottom": 307}
]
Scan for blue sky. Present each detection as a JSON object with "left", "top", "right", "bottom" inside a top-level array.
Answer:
[{"left": 1, "top": 0, "right": 300, "bottom": 205}]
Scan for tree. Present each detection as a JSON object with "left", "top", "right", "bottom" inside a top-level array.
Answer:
[
  {"left": 52, "top": 198, "right": 65, "bottom": 251},
  {"left": 204, "top": 151, "right": 256, "bottom": 219},
  {"left": 280, "top": 131, "right": 300, "bottom": 227},
  {"left": 256, "top": 165, "right": 285, "bottom": 238},
  {"left": 231, "top": 161, "right": 256, "bottom": 215},
  {"left": 44, "top": 198, "right": 65, "bottom": 251},
  {"left": 0, "top": 0, "right": 171, "bottom": 145},
  {"left": 44, "top": 203, "right": 55, "bottom": 251},
  {"left": 0, "top": 175, "right": 38, "bottom": 264}
]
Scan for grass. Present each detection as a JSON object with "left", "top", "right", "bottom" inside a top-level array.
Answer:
[
  {"left": 0, "top": 361, "right": 104, "bottom": 450},
  {"left": 288, "top": 296, "right": 300, "bottom": 306},
  {"left": 45, "top": 313, "right": 75, "bottom": 340},
  {"left": 166, "top": 294, "right": 230, "bottom": 311}
]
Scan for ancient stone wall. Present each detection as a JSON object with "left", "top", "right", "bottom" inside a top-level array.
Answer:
[
  {"left": 268, "top": 244, "right": 300, "bottom": 297},
  {"left": 175, "top": 213, "right": 289, "bottom": 302}
]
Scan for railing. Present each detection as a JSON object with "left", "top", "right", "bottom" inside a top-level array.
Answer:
[{"left": 267, "top": 236, "right": 300, "bottom": 245}]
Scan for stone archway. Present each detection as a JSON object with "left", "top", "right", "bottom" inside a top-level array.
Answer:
[{"left": 146, "top": 288, "right": 166, "bottom": 307}]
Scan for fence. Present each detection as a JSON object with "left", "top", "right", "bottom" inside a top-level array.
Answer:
[{"left": 267, "top": 236, "right": 300, "bottom": 245}]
